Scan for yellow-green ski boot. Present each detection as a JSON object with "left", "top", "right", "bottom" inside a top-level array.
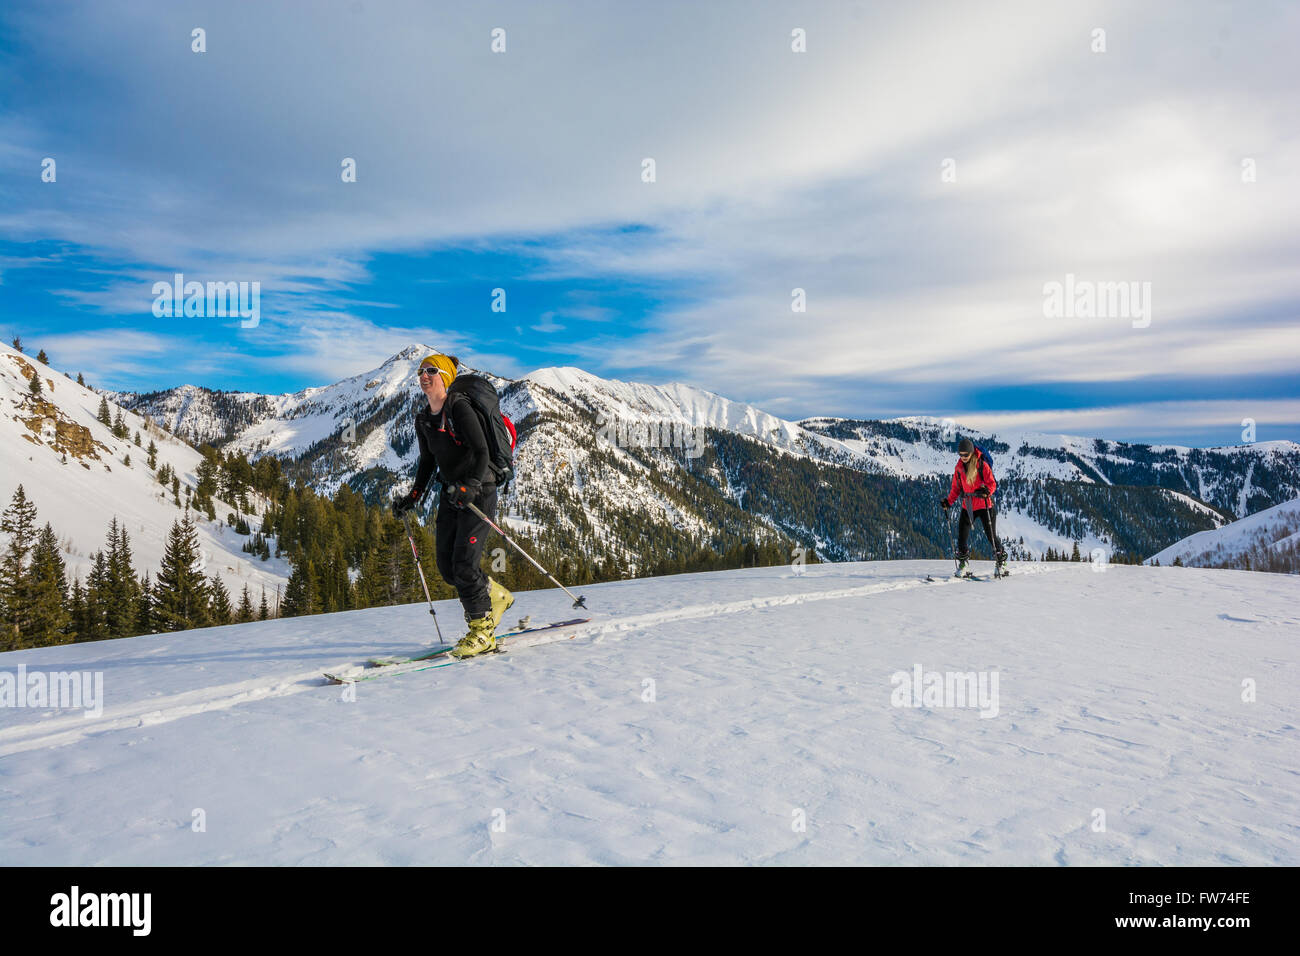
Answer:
[
  {"left": 488, "top": 577, "right": 514, "bottom": 631},
  {"left": 451, "top": 613, "right": 497, "bottom": 659}
]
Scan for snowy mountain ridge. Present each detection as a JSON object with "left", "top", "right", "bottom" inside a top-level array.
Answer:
[
  {"left": 105, "top": 345, "right": 1300, "bottom": 566},
  {"left": 1148, "top": 496, "right": 1300, "bottom": 572}
]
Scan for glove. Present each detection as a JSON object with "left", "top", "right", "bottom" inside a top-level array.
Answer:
[
  {"left": 444, "top": 479, "right": 481, "bottom": 509},
  {"left": 940, "top": 497, "right": 951, "bottom": 510},
  {"left": 391, "top": 488, "right": 421, "bottom": 516},
  {"left": 974, "top": 488, "right": 990, "bottom": 499}
]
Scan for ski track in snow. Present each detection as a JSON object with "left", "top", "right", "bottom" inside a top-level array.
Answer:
[
  {"left": 1, "top": 561, "right": 1296, "bottom": 866},
  {"left": 0, "top": 565, "right": 1056, "bottom": 756}
]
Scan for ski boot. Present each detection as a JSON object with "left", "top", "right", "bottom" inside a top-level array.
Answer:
[
  {"left": 954, "top": 556, "right": 971, "bottom": 578},
  {"left": 995, "top": 551, "right": 1009, "bottom": 578},
  {"left": 450, "top": 613, "right": 497, "bottom": 659},
  {"left": 488, "top": 577, "right": 514, "bottom": 632}
]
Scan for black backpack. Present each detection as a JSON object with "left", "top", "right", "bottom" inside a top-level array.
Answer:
[{"left": 445, "top": 374, "right": 517, "bottom": 489}]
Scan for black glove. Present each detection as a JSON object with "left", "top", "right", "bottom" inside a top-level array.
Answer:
[
  {"left": 391, "top": 487, "right": 421, "bottom": 516},
  {"left": 940, "top": 497, "right": 951, "bottom": 510},
  {"left": 974, "top": 488, "right": 990, "bottom": 499},
  {"left": 444, "top": 479, "right": 481, "bottom": 509}
]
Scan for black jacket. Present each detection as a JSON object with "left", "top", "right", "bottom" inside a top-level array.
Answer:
[{"left": 412, "top": 394, "right": 493, "bottom": 496}]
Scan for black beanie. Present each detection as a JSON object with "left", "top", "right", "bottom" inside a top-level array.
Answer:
[{"left": 958, "top": 438, "right": 974, "bottom": 454}]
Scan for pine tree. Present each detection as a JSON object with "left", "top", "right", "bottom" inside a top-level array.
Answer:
[
  {"left": 76, "top": 372, "right": 85, "bottom": 386},
  {"left": 136, "top": 573, "right": 153, "bottom": 635},
  {"left": 103, "top": 518, "right": 141, "bottom": 638},
  {"left": 280, "top": 560, "right": 318, "bottom": 617},
  {"left": 153, "top": 517, "right": 210, "bottom": 631},
  {"left": 36, "top": 348, "right": 48, "bottom": 364},
  {"left": 81, "top": 550, "right": 110, "bottom": 642},
  {"left": 147, "top": 439, "right": 158, "bottom": 470},
  {"left": 259, "top": 587, "right": 270, "bottom": 621},
  {"left": 1071, "top": 541, "right": 1082, "bottom": 562},
  {"left": 29, "top": 373, "right": 41, "bottom": 397},
  {"left": 26, "top": 523, "right": 70, "bottom": 646},
  {"left": 0, "top": 485, "right": 40, "bottom": 649},
  {"left": 96, "top": 396, "right": 112, "bottom": 427},
  {"left": 11, "top": 335, "right": 22, "bottom": 352},
  {"left": 68, "top": 576, "right": 87, "bottom": 641},
  {"left": 236, "top": 585, "right": 255, "bottom": 624},
  {"left": 208, "top": 574, "right": 233, "bottom": 625}
]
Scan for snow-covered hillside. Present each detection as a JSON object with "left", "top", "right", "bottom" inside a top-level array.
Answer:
[
  {"left": 1, "top": 561, "right": 1295, "bottom": 865},
  {"left": 1148, "top": 497, "right": 1300, "bottom": 571},
  {"left": 0, "top": 343, "right": 288, "bottom": 599}
]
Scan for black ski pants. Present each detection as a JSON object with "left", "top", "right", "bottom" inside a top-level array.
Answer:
[
  {"left": 435, "top": 484, "right": 497, "bottom": 618},
  {"left": 957, "top": 500, "right": 1002, "bottom": 558}
]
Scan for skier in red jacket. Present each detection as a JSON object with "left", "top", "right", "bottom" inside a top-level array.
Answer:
[{"left": 942, "top": 438, "right": 1007, "bottom": 576}]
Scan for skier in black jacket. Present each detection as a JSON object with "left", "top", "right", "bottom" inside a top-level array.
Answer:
[{"left": 392, "top": 353, "right": 513, "bottom": 658}]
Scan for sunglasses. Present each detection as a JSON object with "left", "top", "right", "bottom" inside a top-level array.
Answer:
[
  {"left": 417, "top": 366, "right": 442, "bottom": 378},
  {"left": 958, "top": 451, "right": 973, "bottom": 458}
]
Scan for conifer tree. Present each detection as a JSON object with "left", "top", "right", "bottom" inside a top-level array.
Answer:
[
  {"left": 136, "top": 573, "right": 153, "bottom": 635},
  {"left": 104, "top": 519, "right": 141, "bottom": 638},
  {"left": 36, "top": 348, "right": 48, "bottom": 364},
  {"left": 0, "top": 485, "right": 39, "bottom": 649},
  {"left": 236, "top": 585, "right": 255, "bottom": 624},
  {"left": 147, "top": 439, "right": 158, "bottom": 470},
  {"left": 259, "top": 587, "right": 270, "bottom": 621},
  {"left": 69, "top": 576, "right": 88, "bottom": 641},
  {"left": 208, "top": 574, "right": 233, "bottom": 625},
  {"left": 29, "top": 373, "right": 41, "bottom": 397},
  {"left": 280, "top": 560, "right": 318, "bottom": 617},
  {"left": 96, "top": 396, "right": 112, "bottom": 427},
  {"left": 76, "top": 372, "right": 85, "bottom": 386},
  {"left": 27, "top": 524, "right": 70, "bottom": 646},
  {"left": 153, "top": 517, "right": 210, "bottom": 631},
  {"left": 82, "top": 550, "right": 110, "bottom": 642}
]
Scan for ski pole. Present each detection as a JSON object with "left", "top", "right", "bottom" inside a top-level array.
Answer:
[
  {"left": 945, "top": 493, "right": 959, "bottom": 575},
  {"left": 464, "top": 501, "right": 588, "bottom": 609},
  {"left": 401, "top": 510, "right": 446, "bottom": 645}
]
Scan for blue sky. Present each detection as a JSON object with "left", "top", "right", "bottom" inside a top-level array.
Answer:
[{"left": 1, "top": 0, "right": 1297, "bottom": 447}]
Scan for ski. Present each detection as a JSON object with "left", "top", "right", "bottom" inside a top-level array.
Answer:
[
  {"left": 366, "top": 618, "right": 590, "bottom": 667},
  {"left": 326, "top": 618, "right": 591, "bottom": 684}
]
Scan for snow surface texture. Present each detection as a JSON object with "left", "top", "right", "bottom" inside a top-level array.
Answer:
[
  {"left": 1148, "top": 497, "right": 1300, "bottom": 569},
  {"left": 2, "top": 561, "right": 1295, "bottom": 865}
]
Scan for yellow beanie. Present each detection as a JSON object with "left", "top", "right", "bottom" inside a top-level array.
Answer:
[{"left": 418, "top": 353, "right": 457, "bottom": 384}]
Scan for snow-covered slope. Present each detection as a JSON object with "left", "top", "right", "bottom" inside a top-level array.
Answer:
[
  {"left": 0, "top": 343, "right": 288, "bottom": 599},
  {"left": 1147, "top": 496, "right": 1300, "bottom": 570},
  {"left": 1, "top": 561, "right": 1295, "bottom": 865}
]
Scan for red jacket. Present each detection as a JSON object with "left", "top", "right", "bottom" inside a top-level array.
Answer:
[{"left": 946, "top": 451, "right": 996, "bottom": 510}]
